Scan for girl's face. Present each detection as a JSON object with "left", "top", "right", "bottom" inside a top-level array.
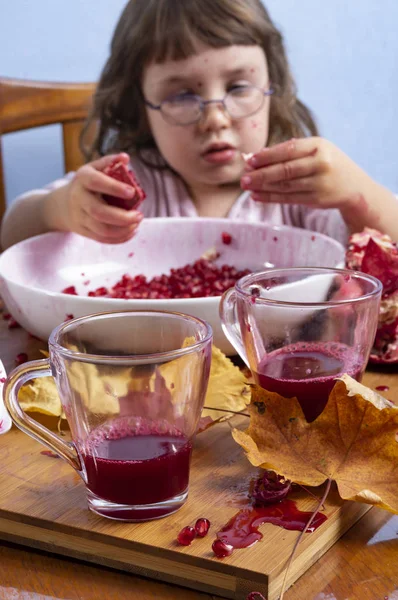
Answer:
[{"left": 142, "top": 43, "right": 270, "bottom": 193}]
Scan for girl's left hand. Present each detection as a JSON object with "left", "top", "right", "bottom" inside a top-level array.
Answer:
[{"left": 240, "top": 137, "right": 372, "bottom": 211}]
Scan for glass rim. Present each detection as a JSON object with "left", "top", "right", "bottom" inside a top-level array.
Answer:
[
  {"left": 48, "top": 309, "right": 213, "bottom": 363},
  {"left": 235, "top": 266, "right": 383, "bottom": 308}
]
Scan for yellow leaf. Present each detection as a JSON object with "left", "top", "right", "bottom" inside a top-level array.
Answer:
[
  {"left": 19, "top": 343, "right": 249, "bottom": 429},
  {"left": 203, "top": 346, "right": 250, "bottom": 420},
  {"left": 233, "top": 374, "right": 398, "bottom": 513},
  {"left": 19, "top": 377, "right": 62, "bottom": 416}
]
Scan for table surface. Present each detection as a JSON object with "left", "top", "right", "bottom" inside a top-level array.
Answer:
[{"left": 0, "top": 312, "right": 397, "bottom": 600}]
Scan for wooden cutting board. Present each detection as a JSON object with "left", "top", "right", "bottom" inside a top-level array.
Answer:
[{"left": 0, "top": 416, "right": 371, "bottom": 600}]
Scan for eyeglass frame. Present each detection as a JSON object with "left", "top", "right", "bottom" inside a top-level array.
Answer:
[{"left": 143, "top": 84, "right": 274, "bottom": 126}]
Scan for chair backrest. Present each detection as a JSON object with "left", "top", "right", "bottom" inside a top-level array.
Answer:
[{"left": 0, "top": 77, "right": 95, "bottom": 221}]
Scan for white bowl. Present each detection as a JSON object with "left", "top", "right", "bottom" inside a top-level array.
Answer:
[
  {"left": 0, "top": 218, "right": 345, "bottom": 354},
  {"left": 0, "top": 360, "right": 12, "bottom": 435}
]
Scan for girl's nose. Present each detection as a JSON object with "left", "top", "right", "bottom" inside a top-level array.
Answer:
[{"left": 197, "top": 101, "right": 231, "bottom": 132}]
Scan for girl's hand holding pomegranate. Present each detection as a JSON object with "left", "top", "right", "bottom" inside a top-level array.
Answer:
[{"left": 44, "top": 153, "right": 143, "bottom": 244}]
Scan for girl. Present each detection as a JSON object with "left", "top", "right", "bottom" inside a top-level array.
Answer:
[{"left": 2, "top": 0, "right": 397, "bottom": 250}]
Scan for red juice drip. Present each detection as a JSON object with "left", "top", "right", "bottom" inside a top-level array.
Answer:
[
  {"left": 217, "top": 499, "right": 327, "bottom": 551},
  {"left": 80, "top": 419, "right": 192, "bottom": 514},
  {"left": 376, "top": 385, "right": 390, "bottom": 392},
  {"left": 254, "top": 341, "right": 363, "bottom": 422}
]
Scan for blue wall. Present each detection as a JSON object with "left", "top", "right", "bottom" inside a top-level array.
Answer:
[{"left": 1, "top": 0, "right": 397, "bottom": 204}]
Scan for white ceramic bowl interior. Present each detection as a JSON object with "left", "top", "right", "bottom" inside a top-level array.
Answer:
[{"left": 0, "top": 217, "right": 345, "bottom": 354}]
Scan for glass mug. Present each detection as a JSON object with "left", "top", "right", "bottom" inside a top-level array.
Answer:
[
  {"left": 220, "top": 267, "right": 382, "bottom": 422},
  {"left": 4, "top": 311, "right": 212, "bottom": 521}
]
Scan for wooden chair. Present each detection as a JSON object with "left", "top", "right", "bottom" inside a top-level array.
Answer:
[{"left": 0, "top": 77, "right": 95, "bottom": 220}]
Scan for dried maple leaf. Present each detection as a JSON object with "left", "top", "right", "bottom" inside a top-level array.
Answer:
[
  {"left": 19, "top": 376, "right": 62, "bottom": 416},
  {"left": 233, "top": 374, "right": 398, "bottom": 513},
  {"left": 19, "top": 344, "right": 249, "bottom": 428}
]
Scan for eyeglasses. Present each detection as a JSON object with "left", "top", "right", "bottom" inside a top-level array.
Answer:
[{"left": 144, "top": 85, "right": 273, "bottom": 126}]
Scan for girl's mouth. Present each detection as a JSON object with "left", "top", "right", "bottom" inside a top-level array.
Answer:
[{"left": 202, "top": 144, "right": 236, "bottom": 164}]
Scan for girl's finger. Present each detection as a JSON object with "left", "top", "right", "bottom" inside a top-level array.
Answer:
[
  {"left": 80, "top": 225, "right": 137, "bottom": 245},
  {"left": 247, "top": 138, "right": 319, "bottom": 169},
  {"left": 83, "top": 213, "right": 140, "bottom": 241},
  {"left": 250, "top": 190, "right": 319, "bottom": 205},
  {"left": 90, "top": 153, "right": 131, "bottom": 171},
  {"left": 76, "top": 166, "right": 136, "bottom": 200},
  {"left": 246, "top": 176, "right": 319, "bottom": 194},
  {"left": 241, "top": 156, "right": 319, "bottom": 190},
  {"left": 83, "top": 194, "right": 144, "bottom": 227}
]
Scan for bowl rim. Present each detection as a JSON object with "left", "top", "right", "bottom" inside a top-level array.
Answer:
[{"left": 0, "top": 218, "right": 345, "bottom": 303}]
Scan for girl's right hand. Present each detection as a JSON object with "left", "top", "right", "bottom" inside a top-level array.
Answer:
[{"left": 47, "top": 153, "right": 143, "bottom": 244}]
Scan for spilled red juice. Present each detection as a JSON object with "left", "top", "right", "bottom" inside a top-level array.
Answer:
[
  {"left": 80, "top": 417, "right": 192, "bottom": 519},
  {"left": 254, "top": 341, "right": 362, "bottom": 422},
  {"left": 216, "top": 499, "right": 327, "bottom": 551}
]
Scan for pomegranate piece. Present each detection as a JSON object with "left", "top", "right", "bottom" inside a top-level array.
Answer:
[
  {"left": 221, "top": 231, "right": 232, "bottom": 245},
  {"left": 345, "top": 228, "right": 398, "bottom": 363},
  {"left": 15, "top": 352, "right": 28, "bottom": 366},
  {"left": 103, "top": 158, "right": 146, "bottom": 211},
  {"left": 250, "top": 471, "right": 291, "bottom": 506},
  {"left": 194, "top": 518, "right": 210, "bottom": 538},
  {"left": 212, "top": 539, "right": 233, "bottom": 558},
  {"left": 177, "top": 526, "right": 196, "bottom": 546}
]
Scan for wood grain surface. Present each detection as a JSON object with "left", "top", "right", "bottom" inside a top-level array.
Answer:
[{"left": 0, "top": 312, "right": 397, "bottom": 600}]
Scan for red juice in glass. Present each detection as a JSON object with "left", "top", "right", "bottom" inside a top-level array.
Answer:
[
  {"left": 254, "top": 341, "right": 363, "bottom": 422},
  {"left": 80, "top": 418, "right": 192, "bottom": 519}
]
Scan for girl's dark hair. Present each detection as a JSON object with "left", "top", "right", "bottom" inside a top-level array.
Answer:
[{"left": 81, "top": 0, "right": 318, "bottom": 163}]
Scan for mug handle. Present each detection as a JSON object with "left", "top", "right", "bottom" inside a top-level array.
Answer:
[
  {"left": 3, "top": 358, "right": 81, "bottom": 471},
  {"left": 219, "top": 288, "right": 249, "bottom": 367}
]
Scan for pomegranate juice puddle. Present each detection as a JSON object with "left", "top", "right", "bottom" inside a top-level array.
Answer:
[{"left": 216, "top": 500, "right": 327, "bottom": 553}]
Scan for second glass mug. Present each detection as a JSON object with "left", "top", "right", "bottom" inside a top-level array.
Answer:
[
  {"left": 4, "top": 310, "right": 212, "bottom": 521},
  {"left": 220, "top": 267, "right": 382, "bottom": 422}
]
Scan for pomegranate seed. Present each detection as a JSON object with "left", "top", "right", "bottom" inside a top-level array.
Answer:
[
  {"left": 177, "top": 526, "right": 196, "bottom": 546},
  {"left": 221, "top": 232, "right": 232, "bottom": 245},
  {"left": 62, "top": 286, "right": 78, "bottom": 295},
  {"left": 195, "top": 518, "right": 210, "bottom": 537},
  {"left": 15, "top": 353, "right": 28, "bottom": 366},
  {"left": 2, "top": 313, "right": 11, "bottom": 320},
  {"left": 64, "top": 259, "right": 251, "bottom": 300},
  {"left": 212, "top": 539, "right": 233, "bottom": 558},
  {"left": 28, "top": 332, "right": 40, "bottom": 340},
  {"left": 64, "top": 314, "right": 74, "bottom": 321},
  {"left": 376, "top": 385, "right": 389, "bottom": 392},
  {"left": 8, "top": 318, "right": 21, "bottom": 329},
  {"left": 0, "top": 377, "right": 6, "bottom": 383},
  {"left": 246, "top": 593, "right": 267, "bottom": 600}
]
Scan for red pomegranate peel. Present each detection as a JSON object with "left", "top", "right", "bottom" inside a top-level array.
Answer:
[{"left": 103, "top": 159, "right": 146, "bottom": 211}]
